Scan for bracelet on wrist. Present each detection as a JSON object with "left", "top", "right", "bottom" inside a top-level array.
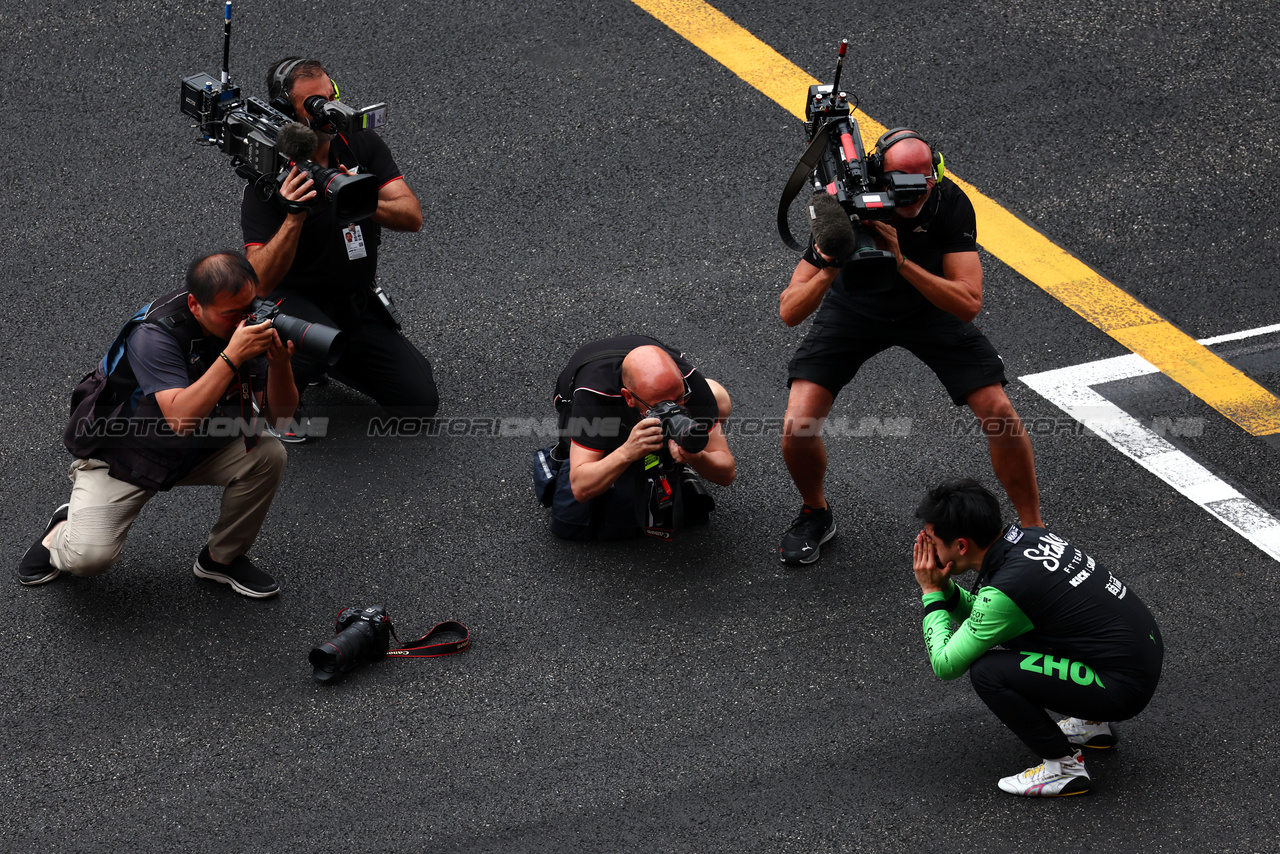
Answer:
[{"left": 219, "top": 352, "right": 239, "bottom": 373}]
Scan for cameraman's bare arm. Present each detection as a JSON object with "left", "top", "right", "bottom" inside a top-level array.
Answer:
[
  {"left": 669, "top": 424, "right": 735, "bottom": 486},
  {"left": 780, "top": 258, "right": 839, "bottom": 327},
  {"left": 370, "top": 177, "right": 422, "bottom": 232},
  {"left": 869, "top": 221, "right": 983, "bottom": 322},
  {"left": 902, "top": 250, "right": 983, "bottom": 322},
  {"left": 246, "top": 167, "right": 314, "bottom": 297},
  {"left": 568, "top": 418, "right": 663, "bottom": 502}
]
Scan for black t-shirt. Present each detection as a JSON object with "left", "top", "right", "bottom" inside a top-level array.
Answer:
[
  {"left": 241, "top": 131, "right": 403, "bottom": 309},
  {"left": 557, "top": 335, "right": 718, "bottom": 455},
  {"left": 976, "top": 525, "right": 1161, "bottom": 669},
  {"left": 828, "top": 179, "right": 979, "bottom": 321}
]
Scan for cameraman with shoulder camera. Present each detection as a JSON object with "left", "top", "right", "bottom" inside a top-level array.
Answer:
[
  {"left": 17, "top": 252, "right": 296, "bottom": 598},
  {"left": 778, "top": 129, "right": 1042, "bottom": 565},
  {"left": 911, "top": 478, "right": 1163, "bottom": 796},
  {"left": 546, "top": 336, "right": 735, "bottom": 540},
  {"left": 241, "top": 57, "right": 438, "bottom": 429}
]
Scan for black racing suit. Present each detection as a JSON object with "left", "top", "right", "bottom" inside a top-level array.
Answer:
[{"left": 921, "top": 524, "right": 1164, "bottom": 758}]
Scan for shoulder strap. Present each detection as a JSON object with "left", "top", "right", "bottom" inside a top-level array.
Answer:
[
  {"left": 384, "top": 621, "right": 470, "bottom": 659},
  {"left": 777, "top": 122, "right": 836, "bottom": 251}
]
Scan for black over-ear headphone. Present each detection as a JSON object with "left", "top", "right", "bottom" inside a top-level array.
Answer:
[
  {"left": 268, "top": 58, "right": 339, "bottom": 119},
  {"left": 870, "top": 127, "right": 945, "bottom": 182}
]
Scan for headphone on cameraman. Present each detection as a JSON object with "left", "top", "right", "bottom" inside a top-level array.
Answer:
[
  {"left": 869, "top": 127, "right": 946, "bottom": 183},
  {"left": 268, "top": 58, "right": 340, "bottom": 119}
]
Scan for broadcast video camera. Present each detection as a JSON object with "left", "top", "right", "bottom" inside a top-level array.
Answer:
[
  {"left": 179, "top": 1, "right": 386, "bottom": 224},
  {"left": 777, "top": 39, "right": 932, "bottom": 271}
]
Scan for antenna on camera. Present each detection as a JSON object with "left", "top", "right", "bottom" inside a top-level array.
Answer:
[
  {"left": 221, "top": 0, "right": 233, "bottom": 89},
  {"left": 830, "top": 38, "right": 847, "bottom": 96}
]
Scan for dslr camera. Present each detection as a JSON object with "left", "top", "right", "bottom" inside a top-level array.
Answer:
[
  {"left": 778, "top": 39, "right": 932, "bottom": 270},
  {"left": 246, "top": 298, "right": 345, "bottom": 366},
  {"left": 640, "top": 401, "right": 715, "bottom": 533},
  {"left": 644, "top": 400, "right": 709, "bottom": 454},
  {"left": 309, "top": 605, "right": 394, "bottom": 682},
  {"left": 179, "top": 2, "right": 385, "bottom": 224}
]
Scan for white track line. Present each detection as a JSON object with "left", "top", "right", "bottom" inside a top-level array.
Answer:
[{"left": 1021, "top": 326, "right": 1280, "bottom": 562}]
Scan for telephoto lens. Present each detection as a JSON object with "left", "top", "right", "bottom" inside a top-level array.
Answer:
[
  {"left": 247, "top": 299, "right": 346, "bottom": 366},
  {"left": 309, "top": 605, "right": 393, "bottom": 682}
]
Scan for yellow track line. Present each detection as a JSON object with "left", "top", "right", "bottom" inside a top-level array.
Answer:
[{"left": 630, "top": 0, "right": 1280, "bottom": 436}]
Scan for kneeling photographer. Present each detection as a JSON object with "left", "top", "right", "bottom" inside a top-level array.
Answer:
[
  {"left": 539, "top": 336, "right": 735, "bottom": 540},
  {"left": 241, "top": 57, "right": 439, "bottom": 433},
  {"left": 17, "top": 252, "right": 297, "bottom": 598}
]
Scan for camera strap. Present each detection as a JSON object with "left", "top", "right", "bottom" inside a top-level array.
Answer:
[
  {"left": 777, "top": 122, "right": 837, "bottom": 251},
  {"left": 385, "top": 620, "right": 470, "bottom": 659}
]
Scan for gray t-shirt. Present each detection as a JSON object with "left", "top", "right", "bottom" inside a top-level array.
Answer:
[{"left": 126, "top": 324, "right": 267, "bottom": 419}]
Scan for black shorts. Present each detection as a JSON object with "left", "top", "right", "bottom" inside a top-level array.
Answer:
[{"left": 787, "top": 304, "right": 1007, "bottom": 405}]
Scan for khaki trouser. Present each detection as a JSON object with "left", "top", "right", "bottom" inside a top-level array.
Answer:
[{"left": 48, "top": 437, "right": 287, "bottom": 576}]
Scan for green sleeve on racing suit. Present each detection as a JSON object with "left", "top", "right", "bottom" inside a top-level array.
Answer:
[{"left": 921, "top": 581, "right": 1035, "bottom": 680}]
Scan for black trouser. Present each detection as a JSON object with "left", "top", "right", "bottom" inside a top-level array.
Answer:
[
  {"left": 273, "top": 290, "right": 439, "bottom": 417},
  {"left": 969, "top": 630, "right": 1164, "bottom": 758}
]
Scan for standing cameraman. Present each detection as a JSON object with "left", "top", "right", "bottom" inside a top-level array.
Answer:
[
  {"left": 778, "top": 129, "right": 1042, "bottom": 565},
  {"left": 546, "top": 336, "right": 735, "bottom": 540},
  {"left": 17, "top": 253, "right": 296, "bottom": 598},
  {"left": 242, "top": 57, "right": 438, "bottom": 430}
]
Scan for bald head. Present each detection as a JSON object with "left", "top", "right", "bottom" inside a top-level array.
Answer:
[
  {"left": 882, "top": 135, "right": 934, "bottom": 176},
  {"left": 621, "top": 345, "right": 686, "bottom": 408},
  {"left": 881, "top": 134, "right": 937, "bottom": 219}
]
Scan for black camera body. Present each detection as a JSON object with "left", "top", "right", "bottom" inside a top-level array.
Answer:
[
  {"left": 303, "top": 94, "right": 386, "bottom": 136},
  {"left": 181, "top": 73, "right": 382, "bottom": 225},
  {"left": 803, "top": 85, "right": 929, "bottom": 225},
  {"left": 778, "top": 40, "right": 931, "bottom": 270},
  {"left": 179, "top": 7, "right": 386, "bottom": 225},
  {"left": 246, "top": 297, "right": 346, "bottom": 366},
  {"left": 644, "top": 400, "right": 709, "bottom": 454},
  {"left": 309, "top": 605, "right": 394, "bottom": 682}
]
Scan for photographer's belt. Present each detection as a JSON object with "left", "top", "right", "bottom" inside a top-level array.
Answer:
[
  {"left": 777, "top": 122, "right": 837, "bottom": 251},
  {"left": 385, "top": 621, "right": 470, "bottom": 659}
]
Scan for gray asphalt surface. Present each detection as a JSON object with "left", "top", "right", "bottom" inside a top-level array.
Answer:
[{"left": 3, "top": 1, "right": 1278, "bottom": 851}]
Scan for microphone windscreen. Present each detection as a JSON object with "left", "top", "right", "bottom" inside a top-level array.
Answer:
[
  {"left": 808, "top": 191, "right": 856, "bottom": 261},
  {"left": 277, "top": 122, "right": 318, "bottom": 162}
]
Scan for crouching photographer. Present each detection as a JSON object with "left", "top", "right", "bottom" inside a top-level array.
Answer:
[
  {"left": 537, "top": 336, "right": 735, "bottom": 540},
  {"left": 16, "top": 253, "right": 297, "bottom": 598}
]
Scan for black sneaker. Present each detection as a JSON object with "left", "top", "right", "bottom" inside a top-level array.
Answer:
[
  {"left": 17, "top": 503, "right": 69, "bottom": 586},
  {"left": 779, "top": 504, "right": 837, "bottom": 565},
  {"left": 193, "top": 547, "right": 280, "bottom": 598},
  {"left": 264, "top": 422, "right": 308, "bottom": 444},
  {"left": 257, "top": 400, "right": 308, "bottom": 444}
]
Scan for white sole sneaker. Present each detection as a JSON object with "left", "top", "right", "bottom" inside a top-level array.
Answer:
[{"left": 997, "top": 752, "right": 1091, "bottom": 797}]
